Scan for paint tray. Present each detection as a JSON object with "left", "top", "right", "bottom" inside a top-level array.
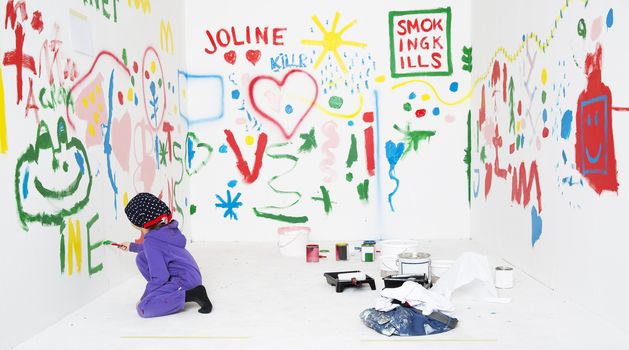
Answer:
[
  {"left": 323, "top": 270, "right": 376, "bottom": 293},
  {"left": 383, "top": 274, "right": 431, "bottom": 289}
]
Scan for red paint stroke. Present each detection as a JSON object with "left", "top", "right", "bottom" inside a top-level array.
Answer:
[
  {"left": 575, "top": 44, "right": 618, "bottom": 194},
  {"left": 132, "top": 61, "right": 138, "bottom": 73},
  {"left": 415, "top": 109, "right": 426, "bottom": 118},
  {"left": 24, "top": 77, "right": 39, "bottom": 121},
  {"left": 362, "top": 111, "right": 374, "bottom": 123},
  {"left": 511, "top": 161, "right": 542, "bottom": 213},
  {"left": 141, "top": 47, "right": 166, "bottom": 131},
  {"left": 248, "top": 69, "right": 318, "bottom": 139},
  {"left": 4, "top": 0, "right": 28, "bottom": 30},
  {"left": 30, "top": 10, "right": 42, "bottom": 32},
  {"left": 542, "top": 127, "right": 549, "bottom": 138},
  {"left": 484, "top": 162, "right": 492, "bottom": 198},
  {"left": 65, "top": 50, "right": 130, "bottom": 130},
  {"left": 3, "top": 23, "right": 36, "bottom": 103},
  {"left": 117, "top": 91, "right": 123, "bottom": 105},
  {"left": 479, "top": 85, "right": 486, "bottom": 128},
  {"left": 224, "top": 50, "right": 236, "bottom": 64},
  {"left": 612, "top": 106, "right": 629, "bottom": 112},
  {"left": 364, "top": 126, "right": 375, "bottom": 177},
  {"left": 502, "top": 63, "right": 507, "bottom": 102},
  {"left": 491, "top": 60, "right": 500, "bottom": 86},
  {"left": 224, "top": 129, "right": 268, "bottom": 184},
  {"left": 517, "top": 100, "right": 522, "bottom": 116},
  {"left": 162, "top": 121, "right": 174, "bottom": 162},
  {"left": 246, "top": 49, "right": 261, "bottom": 66},
  {"left": 492, "top": 125, "right": 507, "bottom": 179},
  {"left": 509, "top": 143, "right": 515, "bottom": 154}
]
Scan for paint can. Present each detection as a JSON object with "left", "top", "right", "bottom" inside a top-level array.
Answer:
[
  {"left": 335, "top": 242, "right": 348, "bottom": 261},
  {"left": 306, "top": 244, "right": 320, "bottom": 263},
  {"left": 277, "top": 227, "right": 310, "bottom": 257},
  {"left": 397, "top": 252, "right": 431, "bottom": 282},
  {"left": 361, "top": 241, "right": 375, "bottom": 262},
  {"left": 495, "top": 266, "right": 514, "bottom": 289},
  {"left": 380, "top": 240, "right": 420, "bottom": 276}
]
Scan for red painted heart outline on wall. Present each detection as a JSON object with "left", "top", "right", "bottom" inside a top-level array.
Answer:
[{"left": 248, "top": 69, "right": 318, "bottom": 140}]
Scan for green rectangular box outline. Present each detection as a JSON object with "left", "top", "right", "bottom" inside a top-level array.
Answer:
[{"left": 389, "top": 7, "right": 453, "bottom": 77}]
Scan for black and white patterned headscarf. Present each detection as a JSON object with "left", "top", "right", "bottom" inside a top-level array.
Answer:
[{"left": 124, "top": 192, "right": 172, "bottom": 228}]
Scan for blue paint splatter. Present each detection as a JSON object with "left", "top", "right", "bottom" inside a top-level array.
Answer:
[
  {"left": 134, "top": 94, "right": 138, "bottom": 106},
  {"left": 231, "top": 89, "right": 240, "bottom": 100},
  {"left": 285, "top": 104, "right": 293, "bottom": 114},
  {"left": 408, "top": 92, "right": 416, "bottom": 100},
  {"left": 385, "top": 141, "right": 405, "bottom": 212},
  {"left": 154, "top": 135, "right": 160, "bottom": 169},
  {"left": 562, "top": 150, "right": 567, "bottom": 164},
  {"left": 348, "top": 120, "right": 354, "bottom": 126},
  {"left": 561, "top": 110, "right": 573, "bottom": 139},
  {"left": 606, "top": 9, "right": 614, "bottom": 29},
  {"left": 227, "top": 180, "right": 237, "bottom": 188},
  {"left": 219, "top": 144, "right": 228, "bottom": 153},
  {"left": 542, "top": 109, "right": 548, "bottom": 123},
  {"left": 215, "top": 190, "right": 243, "bottom": 220},
  {"left": 74, "top": 151, "right": 85, "bottom": 174},
  {"left": 187, "top": 135, "right": 196, "bottom": 169},
  {"left": 531, "top": 206, "right": 543, "bottom": 247},
  {"left": 22, "top": 167, "right": 29, "bottom": 199},
  {"left": 432, "top": 107, "right": 440, "bottom": 116},
  {"left": 449, "top": 82, "right": 459, "bottom": 92},
  {"left": 104, "top": 70, "right": 119, "bottom": 216}
]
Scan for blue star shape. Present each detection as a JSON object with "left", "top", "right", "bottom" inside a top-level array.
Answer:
[{"left": 215, "top": 190, "right": 243, "bottom": 220}]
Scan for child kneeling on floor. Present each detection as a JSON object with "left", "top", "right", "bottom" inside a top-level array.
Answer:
[{"left": 118, "top": 192, "right": 212, "bottom": 317}]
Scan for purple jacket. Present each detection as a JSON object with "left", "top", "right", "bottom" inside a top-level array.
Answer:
[{"left": 130, "top": 220, "right": 202, "bottom": 296}]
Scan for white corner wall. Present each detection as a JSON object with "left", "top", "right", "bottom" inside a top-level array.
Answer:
[
  {"left": 471, "top": 0, "right": 629, "bottom": 333},
  {"left": 0, "top": 1, "right": 188, "bottom": 348},
  {"left": 184, "top": 0, "right": 472, "bottom": 242}
]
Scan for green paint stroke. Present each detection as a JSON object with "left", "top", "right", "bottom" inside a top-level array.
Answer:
[
  {"left": 253, "top": 142, "right": 308, "bottom": 222},
  {"left": 393, "top": 123, "right": 436, "bottom": 157},
  {"left": 346, "top": 172, "right": 354, "bottom": 182},
  {"left": 59, "top": 222, "right": 66, "bottom": 274},
  {"left": 357, "top": 179, "right": 369, "bottom": 202},
  {"left": 172, "top": 141, "right": 187, "bottom": 225},
  {"left": 86, "top": 213, "right": 103, "bottom": 276},
  {"left": 480, "top": 146, "right": 487, "bottom": 163},
  {"left": 465, "top": 111, "right": 471, "bottom": 206},
  {"left": 159, "top": 140, "right": 168, "bottom": 165},
  {"left": 184, "top": 132, "right": 213, "bottom": 176},
  {"left": 190, "top": 204, "right": 197, "bottom": 215},
  {"left": 15, "top": 118, "right": 92, "bottom": 230},
  {"left": 298, "top": 128, "right": 317, "bottom": 153},
  {"left": 122, "top": 48, "right": 128, "bottom": 66},
  {"left": 577, "top": 18, "right": 587, "bottom": 38},
  {"left": 508, "top": 77, "right": 515, "bottom": 134},
  {"left": 253, "top": 208, "right": 308, "bottom": 224},
  {"left": 462, "top": 46, "right": 473, "bottom": 72},
  {"left": 328, "top": 96, "right": 344, "bottom": 109},
  {"left": 345, "top": 134, "right": 358, "bottom": 168},
  {"left": 311, "top": 185, "right": 332, "bottom": 214}
]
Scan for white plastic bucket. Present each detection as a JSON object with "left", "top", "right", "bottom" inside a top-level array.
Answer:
[
  {"left": 380, "top": 240, "right": 420, "bottom": 274},
  {"left": 277, "top": 227, "right": 310, "bottom": 257}
]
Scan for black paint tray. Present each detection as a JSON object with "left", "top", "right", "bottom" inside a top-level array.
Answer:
[{"left": 323, "top": 270, "right": 376, "bottom": 293}]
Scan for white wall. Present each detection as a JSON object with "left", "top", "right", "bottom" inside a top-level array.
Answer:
[
  {"left": 471, "top": 0, "right": 629, "bottom": 332},
  {"left": 184, "top": 0, "right": 472, "bottom": 242},
  {"left": 0, "top": 1, "right": 188, "bottom": 348}
]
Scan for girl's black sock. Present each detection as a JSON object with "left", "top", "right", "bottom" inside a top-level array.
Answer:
[{"left": 185, "top": 285, "right": 213, "bottom": 313}]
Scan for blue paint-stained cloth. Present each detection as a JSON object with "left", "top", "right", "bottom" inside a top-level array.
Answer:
[
  {"left": 360, "top": 306, "right": 457, "bottom": 337},
  {"left": 129, "top": 220, "right": 202, "bottom": 318}
]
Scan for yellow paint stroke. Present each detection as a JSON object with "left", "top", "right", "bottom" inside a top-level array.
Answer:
[
  {"left": 421, "top": 93, "right": 430, "bottom": 101},
  {"left": 123, "top": 192, "right": 129, "bottom": 206},
  {"left": 127, "top": 88, "right": 134, "bottom": 102},
  {"left": 128, "top": 0, "right": 151, "bottom": 14},
  {"left": 391, "top": 0, "right": 575, "bottom": 107},
  {"left": 301, "top": 12, "right": 367, "bottom": 73},
  {"left": 93, "top": 112, "right": 99, "bottom": 123},
  {"left": 312, "top": 94, "right": 364, "bottom": 119},
  {"left": 245, "top": 135, "right": 255, "bottom": 146},
  {"left": 150, "top": 61, "right": 156, "bottom": 74},
  {"left": 89, "top": 91, "right": 95, "bottom": 104},
  {"left": 0, "top": 67, "right": 7, "bottom": 153},
  {"left": 67, "top": 219, "right": 82, "bottom": 275},
  {"left": 375, "top": 75, "right": 386, "bottom": 83},
  {"left": 82, "top": 97, "right": 89, "bottom": 109},
  {"left": 541, "top": 68, "right": 548, "bottom": 85},
  {"left": 98, "top": 103, "right": 104, "bottom": 112},
  {"left": 88, "top": 123, "right": 96, "bottom": 136},
  {"left": 160, "top": 20, "right": 174, "bottom": 54}
]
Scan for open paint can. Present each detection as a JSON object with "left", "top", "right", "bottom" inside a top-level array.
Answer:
[
  {"left": 306, "top": 244, "right": 320, "bottom": 263},
  {"left": 335, "top": 242, "right": 348, "bottom": 261},
  {"left": 495, "top": 266, "right": 514, "bottom": 288},
  {"left": 397, "top": 252, "right": 431, "bottom": 283}
]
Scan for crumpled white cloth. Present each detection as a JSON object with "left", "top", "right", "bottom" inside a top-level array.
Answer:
[{"left": 375, "top": 252, "right": 503, "bottom": 317}]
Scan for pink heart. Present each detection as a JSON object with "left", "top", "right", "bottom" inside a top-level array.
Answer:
[
  {"left": 246, "top": 49, "right": 261, "bottom": 65},
  {"left": 248, "top": 69, "right": 318, "bottom": 140},
  {"left": 111, "top": 112, "right": 131, "bottom": 172}
]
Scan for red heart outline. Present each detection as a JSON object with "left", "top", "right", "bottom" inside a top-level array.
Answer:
[{"left": 248, "top": 69, "right": 318, "bottom": 139}]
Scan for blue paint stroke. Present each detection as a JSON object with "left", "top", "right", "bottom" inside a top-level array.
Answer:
[
  {"left": 531, "top": 206, "right": 543, "bottom": 247},
  {"left": 177, "top": 70, "right": 225, "bottom": 126},
  {"left": 154, "top": 135, "right": 160, "bottom": 170},
  {"left": 231, "top": 89, "right": 240, "bottom": 99},
  {"left": 606, "top": 8, "right": 614, "bottom": 29},
  {"left": 432, "top": 107, "right": 440, "bottom": 116},
  {"left": 218, "top": 144, "right": 228, "bottom": 153},
  {"left": 104, "top": 70, "right": 119, "bottom": 216},
  {"left": 385, "top": 141, "right": 405, "bottom": 212},
  {"left": 149, "top": 81, "right": 159, "bottom": 126},
  {"left": 285, "top": 104, "right": 293, "bottom": 114},
  {"left": 215, "top": 189, "right": 243, "bottom": 220},
  {"left": 408, "top": 92, "right": 416, "bottom": 100},
  {"left": 186, "top": 135, "right": 196, "bottom": 169},
  {"left": 227, "top": 180, "right": 237, "bottom": 188},
  {"left": 561, "top": 110, "right": 573, "bottom": 140},
  {"left": 472, "top": 168, "right": 480, "bottom": 198},
  {"left": 74, "top": 151, "right": 85, "bottom": 174},
  {"left": 562, "top": 150, "right": 567, "bottom": 164},
  {"left": 22, "top": 167, "right": 29, "bottom": 199},
  {"left": 449, "top": 82, "right": 459, "bottom": 92}
]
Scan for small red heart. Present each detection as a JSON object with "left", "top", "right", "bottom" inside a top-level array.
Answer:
[
  {"left": 224, "top": 50, "right": 236, "bottom": 65},
  {"left": 246, "top": 49, "right": 261, "bottom": 66}
]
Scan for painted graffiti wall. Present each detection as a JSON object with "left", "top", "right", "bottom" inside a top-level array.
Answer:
[
  {"left": 0, "top": 1, "right": 188, "bottom": 348},
  {"left": 183, "top": 0, "right": 472, "bottom": 242},
  {"left": 471, "top": 0, "right": 629, "bottom": 332}
]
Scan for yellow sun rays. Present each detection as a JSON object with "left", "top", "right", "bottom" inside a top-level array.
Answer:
[{"left": 301, "top": 12, "right": 367, "bottom": 73}]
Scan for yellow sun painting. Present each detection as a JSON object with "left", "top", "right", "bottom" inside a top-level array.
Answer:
[{"left": 301, "top": 12, "right": 367, "bottom": 73}]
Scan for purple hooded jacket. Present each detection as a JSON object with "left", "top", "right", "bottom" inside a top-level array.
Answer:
[{"left": 129, "top": 220, "right": 202, "bottom": 317}]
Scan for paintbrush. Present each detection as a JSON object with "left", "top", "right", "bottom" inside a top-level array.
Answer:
[{"left": 103, "top": 240, "right": 124, "bottom": 248}]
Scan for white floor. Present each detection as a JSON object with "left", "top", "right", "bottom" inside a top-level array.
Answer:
[{"left": 14, "top": 240, "right": 629, "bottom": 350}]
